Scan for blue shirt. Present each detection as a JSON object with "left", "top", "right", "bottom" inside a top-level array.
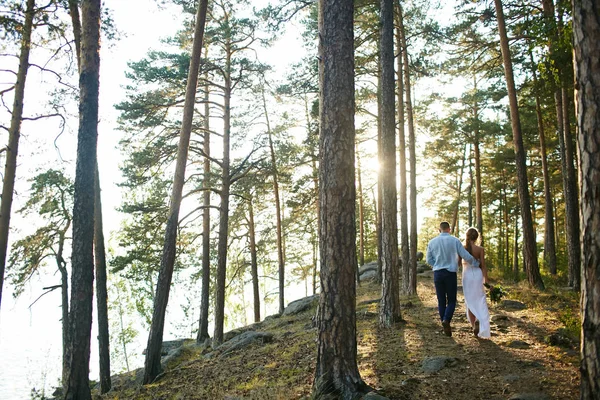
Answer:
[{"left": 426, "top": 232, "right": 479, "bottom": 272}]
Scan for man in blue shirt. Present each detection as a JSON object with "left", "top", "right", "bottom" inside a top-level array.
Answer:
[{"left": 426, "top": 221, "right": 480, "bottom": 336}]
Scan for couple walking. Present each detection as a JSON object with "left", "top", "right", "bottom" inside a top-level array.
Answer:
[{"left": 426, "top": 221, "right": 491, "bottom": 338}]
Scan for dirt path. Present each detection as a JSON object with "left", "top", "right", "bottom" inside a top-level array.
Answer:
[{"left": 356, "top": 276, "right": 580, "bottom": 400}]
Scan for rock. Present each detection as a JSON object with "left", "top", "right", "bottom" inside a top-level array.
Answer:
[
  {"left": 264, "top": 313, "right": 281, "bottom": 323},
  {"left": 416, "top": 263, "right": 430, "bottom": 273},
  {"left": 508, "top": 393, "right": 550, "bottom": 400},
  {"left": 416, "top": 251, "right": 424, "bottom": 261},
  {"left": 359, "top": 298, "right": 381, "bottom": 306},
  {"left": 401, "top": 377, "right": 421, "bottom": 386},
  {"left": 502, "top": 374, "right": 520, "bottom": 383},
  {"left": 422, "top": 356, "right": 458, "bottom": 373},
  {"left": 504, "top": 340, "right": 530, "bottom": 349},
  {"left": 283, "top": 295, "right": 318, "bottom": 315},
  {"left": 544, "top": 331, "right": 574, "bottom": 348},
  {"left": 516, "top": 360, "right": 543, "bottom": 369},
  {"left": 499, "top": 300, "right": 527, "bottom": 311},
  {"left": 491, "top": 314, "right": 509, "bottom": 322},
  {"left": 418, "top": 270, "right": 434, "bottom": 279},
  {"left": 359, "top": 262, "right": 378, "bottom": 275},
  {"left": 358, "top": 311, "right": 378, "bottom": 319},
  {"left": 361, "top": 270, "right": 379, "bottom": 281},
  {"left": 361, "top": 392, "right": 390, "bottom": 400},
  {"left": 217, "top": 331, "right": 274, "bottom": 356},
  {"left": 142, "top": 338, "right": 190, "bottom": 356}
]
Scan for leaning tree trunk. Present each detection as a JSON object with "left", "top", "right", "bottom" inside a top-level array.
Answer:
[
  {"left": 248, "top": 196, "right": 260, "bottom": 323},
  {"left": 64, "top": 0, "right": 101, "bottom": 398},
  {"left": 313, "top": 0, "right": 370, "bottom": 397},
  {"left": 572, "top": 2, "right": 600, "bottom": 397},
  {"left": 398, "top": 3, "right": 417, "bottom": 294},
  {"left": 94, "top": 166, "right": 111, "bottom": 393},
  {"left": 263, "top": 87, "right": 286, "bottom": 315},
  {"left": 395, "top": 2, "right": 410, "bottom": 295},
  {"left": 197, "top": 78, "right": 211, "bottom": 344},
  {"left": 472, "top": 77, "right": 484, "bottom": 244},
  {"left": 494, "top": 0, "right": 544, "bottom": 290},
  {"left": 0, "top": 0, "right": 35, "bottom": 312},
  {"left": 143, "top": 0, "right": 208, "bottom": 384},
  {"left": 379, "top": 0, "right": 401, "bottom": 327}
]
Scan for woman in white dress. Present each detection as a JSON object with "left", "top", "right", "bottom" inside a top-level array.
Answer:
[{"left": 460, "top": 228, "right": 491, "bottom": 338}]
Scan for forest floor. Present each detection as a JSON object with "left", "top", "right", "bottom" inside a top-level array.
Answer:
[{"left": 98, "top": 272, "right": 581, "bottom": 400}]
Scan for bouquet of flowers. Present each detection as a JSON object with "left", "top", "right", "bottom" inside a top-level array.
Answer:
[{"left": 484, "top": 283, "right": 507, "bottom": 303}]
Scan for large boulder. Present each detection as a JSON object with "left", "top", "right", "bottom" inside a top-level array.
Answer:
[
  {"left": 416, "top": 251, "right": 424, "bottom": 261},
  {"left": 142, "top": 338, "right": 191, "bottom": 356},
  {"left": 500, "top": 300, "right": 527, "bottom": 311},
  {"left": 283, "top": 295, "right": 319, "bottom": 315},
  {"left": 359, "top": 262, "right": 378, "bottom": 276},
  {"left": 217, "top": 331, "right": 274, "bottom": 356},
  {"left": 360, "top": 270, "right": 379, "bottom": 281},
  {"left": 422, "top": 356, "right": 458, "bottom": 373}
]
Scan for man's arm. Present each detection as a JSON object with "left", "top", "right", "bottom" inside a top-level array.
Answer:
[
  {"left": 456, "top": 240, "right": 480, "bottom": 267},
  {"left": 426, "top": 242, "right": 435, "bottom": 266}
]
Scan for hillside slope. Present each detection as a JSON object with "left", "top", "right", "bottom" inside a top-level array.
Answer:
[{"left": 99, "top": 271, "right": 580, "bottom": 399}]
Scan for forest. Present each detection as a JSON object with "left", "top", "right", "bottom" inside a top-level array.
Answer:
[{"left": 0, "top": 0, "right": 598, "bottom": 399}]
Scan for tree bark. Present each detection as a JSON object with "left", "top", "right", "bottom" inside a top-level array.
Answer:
[
  {"left": 0, "top": 0, "right": 35, "bottom": 312},
  {"left": 451, "top": 145, "right": 467, "bottom": 236},
  {"left": 263, "top": 87, "right": 286, "bottom": 314},
  {"left": 248, "top": 196, "right": 260, "bottom": 323},
  {"left": 213, "top": 44, "right": 232, "bottom": 347},
  {"left": 64, "top": 0, "right": 101, "bottom": 398},
  {"left": 197, "top": 78, "right": 211, "bottom": 344},
  {"left": 572, "top": 2, "right": 600, "bottom": 396},
  {"left": 356, "top": 148, "right": 365, "bottom": 268},
  {"left": 398, "top": 4, "right": 417, "bottom": 294},
  {"left": 313, "top": 0, "right": 369, "bottom": 396},
  {"left": 528, "top": 50, "right": 557, "bottom": 274},
  {"left": 379, "top": 0, "right": 401, "bottom": 327},
  {"left": 541, "top": 0, "right": 580, "bottom": 289},
  {"left": 395, "top": 2, "right": 409, "bottom": 295},
  {"left": 143, "top": 0, "right": 208, "bottom": 383},
  {"left": 561, "top": 88, "right": 581, "bottom": 290},
  {"left": 494, "top": 0, "right": 544, "bottom": 290},
  {"left": 94, "top": 166, "right": 111, "bottom": 393}
]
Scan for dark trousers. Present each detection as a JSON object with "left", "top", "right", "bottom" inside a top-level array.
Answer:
[{"left": 433, "top": 268, "right": 457, "bottom": 323}]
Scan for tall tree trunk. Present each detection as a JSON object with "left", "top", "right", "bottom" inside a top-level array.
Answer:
[
  {"left": 467, "top": 147, "right": 474, "bottom": 227},
  {"left": 356, "top": 148, "right": 365, "bottom": 268},
  {"left": 541, "top": 0, "right": 580, "bottom": 289},
  {"left": 0, "top": 0, "right": 35, "bottom": 312},
  {"left": 57, "top": 232, "right": 70, "bottom": 388},
  {"left": 263, "top": 87, "right": 286, "bottom": 314},
  {"left": 68, "top": 3, "right": 111, "bottom": 387},
  {"left": 451, "top": 145, "right": 467, "bottom": 235},
  {"left": 312, "top": 157, "right": 319, "bottom": 295},
  {"left": 395, "top": 3, "right": 409, "bottom": 295},
  {"left": 494, "top": 0, "right": 544, "bottom": 290},
  {"left": 379, "top": 0, "right": 401, "bottom": 327},
  {"left": 513, "top": 215, "right": 519, "bottom": 282},
  {"left": 313, "top": 0, "right": 369, "bottom": 396},
  {"left": 197, "top": 78, "right": 211, "bottom": 343},
  {"left": 64, "top": 0, "right": 101, "bottom": 398},
  {"left": 398, "top": 4, "right": 417, "bottom": 294},
  {"left": 562, "top": 88, "right": 581, "bottom": 290},
  {"left": 528, "top": 50, "right": 557, "bottom": 274},
  {"left": 472, "top": 77, "right": 484, "bottom": 244},
  {"left": 573, "top": 2, "right": 600, "bottom": 396},
  {"left": 94, "top": 166, "right": 111, "bottom": 393},
  {"left": 143, "top": 0, "right": 208, "bottom": 383},
  {"left": 213, "top": 47, "right": 233, "bottom": 347},
  {"left": 248, "top": 196, "right": 260, "bottom": 323}
]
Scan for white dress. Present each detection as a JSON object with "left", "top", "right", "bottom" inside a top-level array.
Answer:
[{"left": 461, "top": 258, "right": 491, "bottom": 338}]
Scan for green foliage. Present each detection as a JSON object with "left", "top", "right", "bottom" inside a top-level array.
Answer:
[{"left": 7, "top": 169, "right": 73, "bottom": 297}]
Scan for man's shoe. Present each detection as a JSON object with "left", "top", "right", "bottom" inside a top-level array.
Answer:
[
  {"left": 473, "top": 320, "right": 480, "bottom": 337},
  {"left": 442, "top": 320, "right": 452, "bottom": 337}
]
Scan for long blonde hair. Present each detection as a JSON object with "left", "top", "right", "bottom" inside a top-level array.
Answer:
[{"left": 464, "top": 227, "right": 479, "bottom": 255}]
